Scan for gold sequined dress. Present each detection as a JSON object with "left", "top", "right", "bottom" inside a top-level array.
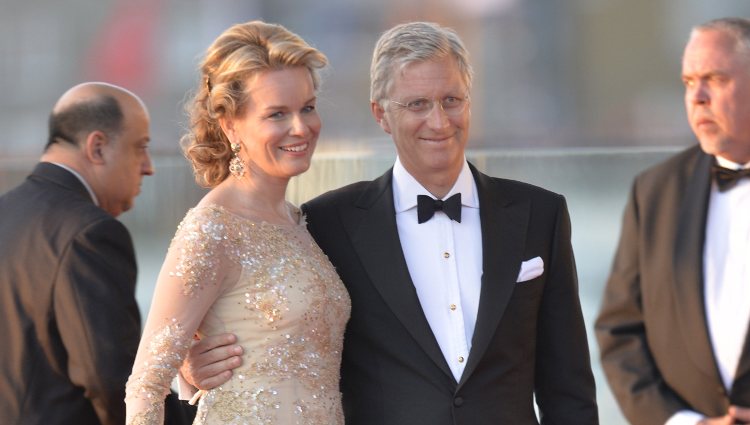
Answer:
[{"left": 125, "top": 204, "right": 350, "bottom": 425}]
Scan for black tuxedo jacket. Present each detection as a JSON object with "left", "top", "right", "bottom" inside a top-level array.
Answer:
[
  {"left": 303, "top": 163, "right": 597, "bottom": 425},
  {"left": 596, "top": 145, "right": 750, "bottom": 424}
]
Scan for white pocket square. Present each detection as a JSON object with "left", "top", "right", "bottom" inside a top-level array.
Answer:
[{"left": 516, "top": 256, "right": 544, "bottom": 283}]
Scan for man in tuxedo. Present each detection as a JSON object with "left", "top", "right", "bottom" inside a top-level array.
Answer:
[
  {"left": 596, "top": 17, "right": 750, "bottom": 425},
  {"left": 182, "top": 21, "right": 598, "bottom": 424},
  {"left": 0, "top": 82, "right": 192, "bottom": 424}
]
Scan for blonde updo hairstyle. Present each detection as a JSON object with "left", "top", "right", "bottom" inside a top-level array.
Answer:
[{"left": 181, "top": 20, "right": 328, "bottom": 187}]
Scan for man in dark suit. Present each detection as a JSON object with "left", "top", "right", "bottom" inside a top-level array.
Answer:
[
  {"left": 596, "top": 17, "right": 750, "bottom": 425},
  {"left": 181, "top": 21, "right": 598, "bottom": 424},
  {"left": 0, "top": 82, "right": 192, "bottom": 424}
]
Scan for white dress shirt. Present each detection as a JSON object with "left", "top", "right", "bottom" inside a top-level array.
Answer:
[
  {"left": 392, "top": 157, "right": 482, "bottom": 382},
  {"left": 705, "top": 156, "right": 750, "bottom": 390},
  {"left": 667, "top": 156, "right": 750, "bottom": 425}
]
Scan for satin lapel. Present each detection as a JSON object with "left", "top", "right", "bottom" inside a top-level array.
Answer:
[
  {"left": 733, "top": 326, "right": 750, "bottom": 399},
  {"left": 672, "top": 152, "right": 719, "bottom": 380},
  {"left": 344, "top": 169, "right": 453, "bottom": 379},
  {"left": 459, "top": 165, "right": 530, "bottom": 387}
]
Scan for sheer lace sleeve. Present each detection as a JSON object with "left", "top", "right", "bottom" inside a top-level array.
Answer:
[{"left": 125, "top": 207, "right": 235, "bottom": 425}]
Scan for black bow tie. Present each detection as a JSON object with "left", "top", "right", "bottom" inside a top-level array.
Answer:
[
  {"left": 712, "top": 164, "right": 750, "bottom": 192},
  {"left": 417, "top": 193, "right": 462, "bottom": 223}
]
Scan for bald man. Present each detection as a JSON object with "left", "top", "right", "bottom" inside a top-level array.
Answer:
[{"left": 0, "top": 82, "right": 162, "bottom": 424}]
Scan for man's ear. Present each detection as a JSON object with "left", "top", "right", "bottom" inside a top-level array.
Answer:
[
  {"left": 371, "top": 101, "right": 391, "bottom": 135},
  {"left": 84, "top": 131, "right": 108, "bottom": 164}
]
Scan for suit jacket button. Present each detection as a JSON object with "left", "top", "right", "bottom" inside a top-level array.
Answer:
[{"left": 454, "top": 397, "right": 464, "bottom": 407}]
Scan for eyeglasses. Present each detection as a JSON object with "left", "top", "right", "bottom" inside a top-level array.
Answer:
[{"left": 389, "top": 95, "right": 470, "bottom": 118}]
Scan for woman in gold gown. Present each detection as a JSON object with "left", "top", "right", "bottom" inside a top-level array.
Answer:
[{"left": 125, "top": 20, "right": 350, "bottom": 425}]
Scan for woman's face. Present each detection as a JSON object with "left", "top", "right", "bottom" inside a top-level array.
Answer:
[{"left": 223, "top": 66, "right": 321, "bottom": 182}]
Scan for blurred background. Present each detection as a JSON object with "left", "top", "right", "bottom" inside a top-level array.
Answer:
[{"left": 2, "top": 0, "right": 750, "bottom": 422}]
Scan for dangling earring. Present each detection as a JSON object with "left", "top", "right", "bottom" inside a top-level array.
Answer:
[{"left": 228, "top": 142, "right": 245, "bottom": 178}]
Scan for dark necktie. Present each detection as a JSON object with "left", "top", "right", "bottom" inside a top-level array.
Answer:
[
  {"left": 712, "top": 164, "right": 750, "bottom": 192},
  {"left": 417, "top": 193, "right": 462, "bottom": 223}
]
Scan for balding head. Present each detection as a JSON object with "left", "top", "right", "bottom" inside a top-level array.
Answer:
[
  {"left": 42, "top": 82, "right": 153, "bottom": 217},
  {"left": 47, "top": 82, "right": 148, "bottom": 150}
]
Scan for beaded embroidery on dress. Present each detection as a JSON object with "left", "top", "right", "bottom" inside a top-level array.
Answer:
[{"left": 126, "top": 205, "right": 350, "bottom": 425}]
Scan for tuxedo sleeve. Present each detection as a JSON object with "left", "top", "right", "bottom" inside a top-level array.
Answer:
[
  {"left": 53, "top": 218, "right": 142, "bottom": 425},
  {"left": 595, "top": 181, "right": 688, "bottom": 425},
  {"left": 534, "top": 195, "right": 599, "bottom": 424}
]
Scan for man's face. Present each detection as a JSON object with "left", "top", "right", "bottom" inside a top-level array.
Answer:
[
  {"left": 373, "top": 56, "right": 470, "bottom": 183},
  {"left": 682, "top": 29, "right": 750, "bottom": 163},
  {"left": 98, "top": 101, "right": 153, "bottom": 217}
]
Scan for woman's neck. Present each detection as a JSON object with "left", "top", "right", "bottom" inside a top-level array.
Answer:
[{"left": 207, "top": 174, "right": 295, "bottom": 224}]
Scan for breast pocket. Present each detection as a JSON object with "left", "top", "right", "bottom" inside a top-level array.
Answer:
[{"left": 511, "top": 276, "right": 544, "bottom": 301}]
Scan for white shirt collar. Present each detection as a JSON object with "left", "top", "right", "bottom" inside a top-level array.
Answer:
[
  {"left": 50, "top": 162, "right": 99, "bottom": 206},
  {"left": 392, "top": 156, "right": 478, "bottom": 213},
  {"left": 715, "top": 155, "right": 750, "bottom": 170}
]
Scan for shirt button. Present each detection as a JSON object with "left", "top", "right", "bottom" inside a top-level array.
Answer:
[
  {"left": 443, "top": 251, "right": 450, "bottom": 259},
  {"left": 449, "top": 304, "right": 457, "bottom": 311},
  {"left": 458, "top": 356, "right": 464, "bottom": 363}
]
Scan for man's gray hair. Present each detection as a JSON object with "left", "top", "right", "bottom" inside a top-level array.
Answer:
[
  {"left": 370, "top": 21, "right": 473, "bottom": 105},
  {"left": 692, "top": 17, "right": 750, "bottom": 55}
]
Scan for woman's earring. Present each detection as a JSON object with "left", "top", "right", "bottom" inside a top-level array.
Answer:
[{"left": 229, "top": 142, "right": 245, "bottom": 178}]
